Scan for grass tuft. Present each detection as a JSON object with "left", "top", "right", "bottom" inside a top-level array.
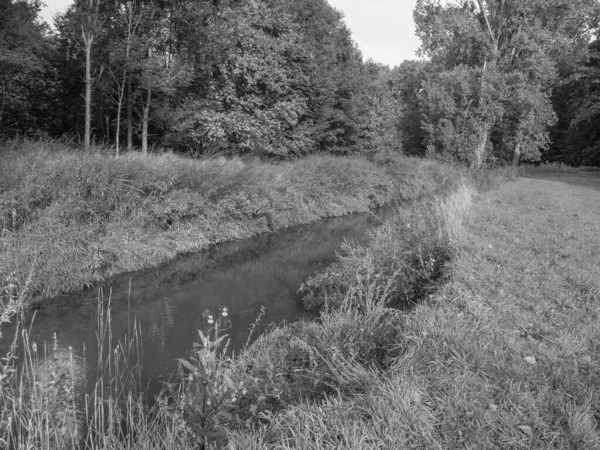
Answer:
[{"left": 300, "top": 183, "right": 475, "bottom": 311}]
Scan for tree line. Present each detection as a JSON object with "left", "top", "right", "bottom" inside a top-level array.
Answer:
[{"left": 1, "top": 0, "right": 599, "bottom": 166}]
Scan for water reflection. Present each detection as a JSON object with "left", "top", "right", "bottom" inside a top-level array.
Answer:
[{"left": 1, "top": 208, "right": 391, "bottom": 399}]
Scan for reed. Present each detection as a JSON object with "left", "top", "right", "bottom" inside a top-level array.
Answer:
[{"left": 0, "top": 290, "right": 194, "bottom": 449}]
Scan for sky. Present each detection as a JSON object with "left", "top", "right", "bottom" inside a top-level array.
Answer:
[
  {"left": 40, "top": 0, "right": 72, "bottom": 27},
  {"left": 40, "top": 0, "right": 422, "bottom": 67},
  {"left": 327, "top": 0, "right": 422, "bottom": 66}
]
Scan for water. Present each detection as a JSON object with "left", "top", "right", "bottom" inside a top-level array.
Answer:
[{"left": 1, "top": 207, "right": 392, "bottom": 399}]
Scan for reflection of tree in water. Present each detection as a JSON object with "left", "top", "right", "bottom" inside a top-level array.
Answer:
[{"left": 147, "top": 299, "right": 175, "bottom": 351}]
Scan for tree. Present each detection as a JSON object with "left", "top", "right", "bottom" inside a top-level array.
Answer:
[
  {"left": 0, "top": 0, "right": 55, "bottom": 136},
  {"left": 1, "top": 0, "right": 378, "bottom": 157},
  {"left": 414, "top": 0, "right": 600, "bottom": 166},
  {"left": 549, "top": 38, "right": 600, "bottom": 166},
  {"left": 285, "top": 0, "right": 367, "bottom": 153},
  {"left": 173, "top": 0, "right": 311, "bottom": 156},
  {"left": 390, "top": 60, "right": 429, "bottom": 156},
  {"left": 78, "top": 0, "right": 102, "bottom": 152},
  {"left": 357, "top": 61, "right": 403, "bottom": 154},
  {"left": 105, "top": 0, "right": 142, "bottom": 156}
]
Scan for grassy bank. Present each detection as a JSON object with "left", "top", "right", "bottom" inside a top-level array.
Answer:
[
  {"left": 0, "top": 139, "right": 461, "bottom": 304},
  {"left": 2, "top": 171, "right": 478, "bottom": 449},
  {"left": 224, "top": 172, "right": 600, "bottom": 448}
]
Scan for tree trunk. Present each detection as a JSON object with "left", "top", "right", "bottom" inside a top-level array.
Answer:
[
  {"left": 141, "top": 46, "right": 152, "bottom": 156},
  {"left": 127, "top": 75, "right": 133, "bottom": 152},
  {"left": 512, "top": 142, "right": 521, "bottom": 167},
  {"left": 472, "top": 124, "right": 489, "bottom": 169},
  {"left": 81, "top": 0, "right": 100, "bottom": 153},
  {"left": 115, "top": 99, "right": 121, "bottom": 157},
  {"left": 142, "top": 83, "right": 151, "bottom": 156},
  {"left": 114, "top": 70, "right": 127, "bottom": 157},
  {"left": 0, "top": 84, "right": 6, "bottom": 127},
  {"left": 84, "top": 38, "right": 92, "bottom": 152}
]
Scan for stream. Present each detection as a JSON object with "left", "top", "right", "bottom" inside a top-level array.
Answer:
[{"left": 1, "top": 206, "right": 393, "bottom": 400}]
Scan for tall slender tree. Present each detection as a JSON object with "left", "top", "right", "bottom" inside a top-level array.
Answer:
[
  {"left": 107, "top": 0, "right": 142, "bottom": 156},
  {"left": 79, "top": 0, "right": 102, "bottom": 152}
]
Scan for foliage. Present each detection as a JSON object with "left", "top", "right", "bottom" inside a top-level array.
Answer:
[
  {"left": 390, "top": 60, "right": 429, "bottom": 156},
  {"left": 171, "top": 0, "right": 312, "bottom": 157},
  {"left": 548, "top": 38, "right": 600, "bottom": 166},
  {"left": 31, "top": 0, "right": 384, "bottom": 157},
  {"left": 176, "top": 308, "right": 240, "bottom": 448},
  {"left": 0, "top": 0, "right": 57, "bottom": 136},
  {"left": 414, "top": 0, "right": 599, "bottom": 166}
]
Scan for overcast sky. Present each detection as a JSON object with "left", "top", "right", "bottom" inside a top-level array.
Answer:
[
  {"left": 327, "top": 0, "right": 421, "bottom": 66},
  {"left": 40, "top": 0, "right": 71, "bottom": 26},
  {"left": 40, "top": 0, "right": 422, "bottom": 67}
]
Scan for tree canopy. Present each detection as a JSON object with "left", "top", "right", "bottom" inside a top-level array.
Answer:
[
  {"left": 1, "top": 0, "right": 599, "bottom": 166},
  {"left": 414, "top": 0, "right": 600, "bottom": 166}
]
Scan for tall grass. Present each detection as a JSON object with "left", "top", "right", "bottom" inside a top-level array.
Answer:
[
  {"left": 1, "top": 180, "right": 476, "bottom": 449},
  {"left": 0, "top": 291, "right": 193, "bottom": 450},
  {"left": 219, "top": 185, "right": 476, "bottom": 448},
  {"left": 1, "top": 138, "right": 490, "bottom": 448},
  {"left": 300, "top": 182, "right": 474, "bottom": 311},
  {"left": 0, "top": 139, "right": 462, "bottom": 305}
]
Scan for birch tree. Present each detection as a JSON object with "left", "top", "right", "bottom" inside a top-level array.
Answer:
[
  {"left": 107, "top": 0, "right": 142, "bottom": 156},
  {"left": 79, "top": 0, "right": 102, "bottom": 152}
]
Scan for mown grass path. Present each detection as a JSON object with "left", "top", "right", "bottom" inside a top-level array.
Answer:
[{"left": 404, "top": 173, "right": 600, "bottom": 448}]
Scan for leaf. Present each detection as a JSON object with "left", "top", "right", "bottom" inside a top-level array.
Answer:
[
  {"left": 213, "top": 334, "right": 230, "bottom": 347},
  {"left": 217, "top": 410, "right": 232, "bottom": 421},
  {"left": 176, "top": 358, "right": 196, "bottom": 373}
]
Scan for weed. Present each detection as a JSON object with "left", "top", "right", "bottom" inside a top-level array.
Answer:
[{"left": 301, "top": 184, "right": 474, "bottom": 312}]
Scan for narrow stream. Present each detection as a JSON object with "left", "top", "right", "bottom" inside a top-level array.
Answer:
[{"left": 2, "top": 207, "right": 393, "bottom": 399}]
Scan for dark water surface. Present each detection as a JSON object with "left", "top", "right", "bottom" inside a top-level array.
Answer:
[{"left": 2, "top": 207, "right": 392, "bottom": 398}]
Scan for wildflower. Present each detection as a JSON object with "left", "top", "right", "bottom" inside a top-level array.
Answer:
[
  {"left": 207, "top": 315, "right": 214, "bottom": 325},
  {"left": 221, "top": 307, "right": 228, "bottom": 318}
]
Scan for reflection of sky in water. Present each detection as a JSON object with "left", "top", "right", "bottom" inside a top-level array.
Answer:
[{"left": 2, "top": 207, "right": 392, "bottom": 399}]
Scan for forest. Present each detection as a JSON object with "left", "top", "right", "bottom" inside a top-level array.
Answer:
[{"left": 1, "top": 0, "right": 599, "bottom": 165}]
